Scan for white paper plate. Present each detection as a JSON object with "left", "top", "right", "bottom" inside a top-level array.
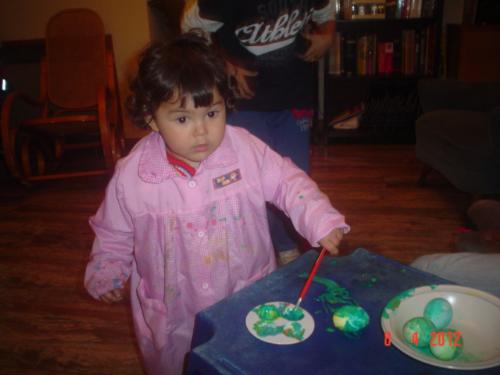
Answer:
[
  {"left": 245, "top": 301, "right": 314, "bottom": 345},
  {"left": 381, "top": 285, "right": 500, "bottom": 370}
]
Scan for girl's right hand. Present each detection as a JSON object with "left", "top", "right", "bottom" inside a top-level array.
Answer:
[{"left": 99, "top": 288, "right": 124, "bottom": 303}]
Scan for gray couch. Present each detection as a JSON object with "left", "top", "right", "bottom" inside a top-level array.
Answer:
[{"left": 415, "top": 79, "right": 500, "bottom": 195}]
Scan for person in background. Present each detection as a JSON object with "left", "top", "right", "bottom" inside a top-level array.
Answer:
[
  {"left": 181, "top": 0, "right": 336, "bottom": 265},
  {"left": 84, "top": 32, "right": 348, "bottom": 375},
  {"left": 411, "top": 199, "right": 500, "bottom": 298}
]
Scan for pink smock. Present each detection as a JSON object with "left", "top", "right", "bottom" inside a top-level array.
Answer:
[{"left": 84, "top": 125, "right": 349, "bottom": 374}]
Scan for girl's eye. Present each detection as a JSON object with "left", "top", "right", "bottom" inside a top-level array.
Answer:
[
  {"left": 176, "top": 116, "right": 187, "bottom": 124},
  {"left": 207, "top": 111, "right": 217, "bottom": 118}
]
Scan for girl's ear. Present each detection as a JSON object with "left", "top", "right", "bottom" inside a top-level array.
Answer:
[{"left": 147, "top": 115, "right": 159, "bottom": 131}]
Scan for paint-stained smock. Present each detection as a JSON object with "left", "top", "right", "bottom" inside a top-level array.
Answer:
[{"left": 84, "top": 125, "right": 349, "bottom": 374}]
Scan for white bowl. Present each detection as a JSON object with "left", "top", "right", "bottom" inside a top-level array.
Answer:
[{"left": 381, "top": 285, "right": 500, "bottom": 370}]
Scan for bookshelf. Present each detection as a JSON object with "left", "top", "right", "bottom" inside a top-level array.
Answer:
[{"left": 316, "top": 0, "right": 444, "bottom": 144}]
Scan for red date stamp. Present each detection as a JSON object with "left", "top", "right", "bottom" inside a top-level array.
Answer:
[{"left": 384, "top": 331, "right": 462, "bottom": 347}]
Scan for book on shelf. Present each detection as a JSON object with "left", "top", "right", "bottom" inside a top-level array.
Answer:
[
  {"left": 328, "top": 32, "right": 343, "bottom": 75},
  {"left": 392, "top": 37, "right": 402, "bottom": 73},
  {"left": 356, "top": 35, "right": 368, "bottom": 75},
  {"left": 402, "top": 29, "right": 416, "bottom": 74},
  {"left": 418, "top": 28, "right": 427, "bottom": 74},
  {"left": 355, "top": 35, "right": 377, "bottom": 75},
  {"left": 415, "top": 29, "right": 421, "bottom": 74},
  {"left": 377, "top": 42, "right": 394, "bottom": 74},
  {"left": 377, "top": 43, "right": 386, "bottom": 74},
  {"left": 425, "top": 24, "right": 437, "bottom": 75},
  {"left": 366, "top": 34, "right": 377, "bottom": 75},
  {"left": 343, "top": 35, "right": 357, "bottom": 76},
  {"left": 327, "top": 27, "right": 436, "bottom": 77}
]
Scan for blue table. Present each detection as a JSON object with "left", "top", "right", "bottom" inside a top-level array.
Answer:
[{"left": 186, "top": 249, "right": 499, "bottom": 374}]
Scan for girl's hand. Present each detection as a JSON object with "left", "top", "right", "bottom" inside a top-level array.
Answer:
[
  {"left": 99, "top": 288, "right": 124, "bottom": 303},
  {"left": 319, "top": 228, "right": 344, "bottom": 255}
]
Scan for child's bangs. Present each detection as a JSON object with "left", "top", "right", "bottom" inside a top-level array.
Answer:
[{"left": 178, "top": 72, "right": 216, "bottom": 108}]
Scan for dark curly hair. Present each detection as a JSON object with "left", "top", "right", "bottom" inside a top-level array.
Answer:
[{"left": 126, "top": 31, "right": 233, "bottom": 129}]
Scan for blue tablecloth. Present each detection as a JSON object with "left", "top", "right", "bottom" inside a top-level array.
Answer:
[{"left": 186, "top": 248, "right": 499, "bottom": 374}]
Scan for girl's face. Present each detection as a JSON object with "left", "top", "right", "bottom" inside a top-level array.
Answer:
[{"left": 149, "top": 88, "right": 226, "bottom": 167}]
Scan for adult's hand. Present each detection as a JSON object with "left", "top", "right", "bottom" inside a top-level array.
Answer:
[
  {"left": 299, "top": 20, "right": 335, "bottom": 62},
  {"left": 226, "top": 60, "right": 258, "bottom": 99},
  {"left": 300, "top": 30, "right": 334, "bottom": 62}
]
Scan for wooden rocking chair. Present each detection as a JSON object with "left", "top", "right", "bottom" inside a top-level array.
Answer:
[{"left": 1, "top": 8, "right": 124, "bottom": 181}]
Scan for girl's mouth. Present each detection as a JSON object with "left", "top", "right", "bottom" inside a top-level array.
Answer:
[{"left": 193, "top": 144, "right": 208, "bottom": 152}]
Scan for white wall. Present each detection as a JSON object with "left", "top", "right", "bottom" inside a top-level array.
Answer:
[{"left": 0, "top": 0, "right": 151, "bottom": 138}]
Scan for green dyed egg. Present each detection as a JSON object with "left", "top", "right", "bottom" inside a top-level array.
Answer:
[
  {"left": 332, "top": 305, "right": 370, "bottom": 333},
  {"left": 253, "top": 304, "right": 281, "bottom": 321},
  {"left": 430, "top": 329, "right": 463, "bottom": 361},
  {"left": 403, "top": 317, "right": 436, "bottom": 348},
  {"left": 252, "top": 320, "right": 284, "bottom": 337},
  {"left": 280, "top": 305, "right": 305, "bottom": 321},
  {"left": 283, "top": 321, "right": 305, "bottom": 340},
  {"left": 424, "top": 298, "right": 453, "bottom": 329}
]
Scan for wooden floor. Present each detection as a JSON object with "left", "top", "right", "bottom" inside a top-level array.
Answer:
[{"left": 0, "top": 144, "right": 470, "bottom": 374}]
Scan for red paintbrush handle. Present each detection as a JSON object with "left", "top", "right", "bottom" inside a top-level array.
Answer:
[{"left": 298, "top": 247, "right": 328, "bottom": 301}]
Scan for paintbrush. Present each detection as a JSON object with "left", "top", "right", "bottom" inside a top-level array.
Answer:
[{"left": 295, "top": 247, "right": 328, "bottom": 309}]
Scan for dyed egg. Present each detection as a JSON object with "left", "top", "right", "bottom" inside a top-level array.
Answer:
[
  {"left": 283, "top": 321, "right": 305, "bottom": 340},
  {"left": 252, "top": 320, "right": 283, "bottom": 337},
  {"left": 253, "top": 304, "right": 280, "bottom": 321},
  {"left": 403, "top": 317, "right": 436, "bottom": 348},
  {"left": 281, "top": 305, "right": 305, "bottom": 321},
  {"left": 424, "top": 298, "right": 453, "bottom": 329},
  {"left": 332, "top": 305, "right": 370, "bottom": 333},
  {"left": 430, "top": 329, "right": 463, "bottom": 361}
]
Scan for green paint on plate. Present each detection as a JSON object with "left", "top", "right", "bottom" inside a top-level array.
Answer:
[{"left": 382, "top": 288, "right": 416, "bottom": 319}]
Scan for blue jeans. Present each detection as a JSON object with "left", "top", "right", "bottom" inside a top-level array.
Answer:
[{"left": 227, "top": 110, "right": 312, "bottom": 252}]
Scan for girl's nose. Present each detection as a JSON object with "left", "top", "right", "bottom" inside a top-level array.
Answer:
[{"left": 194, "top": 120, "right": 208, "bottom": 136}]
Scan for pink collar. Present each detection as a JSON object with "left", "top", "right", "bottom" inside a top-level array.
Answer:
[{"left": 138, "top": 128, "right": 237, "bottom": 183}]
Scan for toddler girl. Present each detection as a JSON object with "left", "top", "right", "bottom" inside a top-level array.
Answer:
[{"left": 85, "top": 32, "right": 349, "bottom": 375}]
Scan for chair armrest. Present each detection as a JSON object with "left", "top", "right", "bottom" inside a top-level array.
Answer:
[
  {"left": 418, "top": 79, "right": 500, "bottom": 113},
  {"left": 1, "top": 91, "right": 43, "bottom": 129},
  {"left": 1, "top": 91, "right": 43, "bottom": 178}
]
